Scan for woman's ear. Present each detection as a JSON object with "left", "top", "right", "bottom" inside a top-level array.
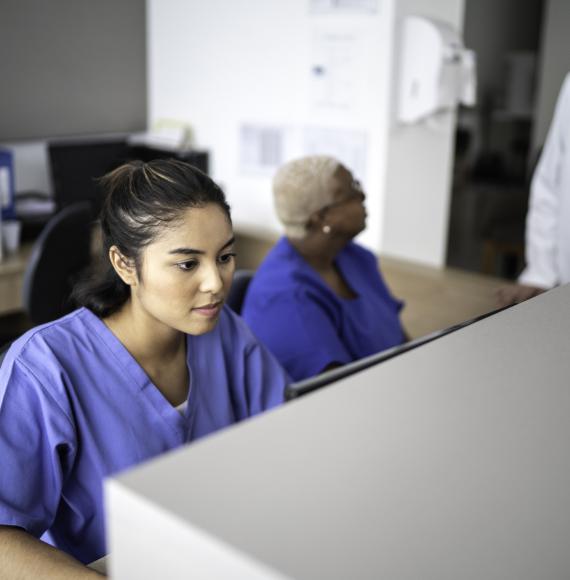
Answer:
[
  {"left": 109, "top": 246, "right": 137, "bottom": 286},
  {"left": 306, "top": 208, "right": 327, "bottom": 233}
]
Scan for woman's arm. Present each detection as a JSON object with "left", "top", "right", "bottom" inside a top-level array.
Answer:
[{"left": 0, "top": 526, "right": 104, "bottom": 579}]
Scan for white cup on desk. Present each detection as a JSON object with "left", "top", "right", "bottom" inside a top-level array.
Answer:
[{"left": 1, "top": 219, "right": 22, "bottom": 255}]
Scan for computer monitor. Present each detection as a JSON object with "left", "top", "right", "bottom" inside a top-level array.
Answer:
[
  {"left": 284, "top": 304, "right": 512, "bottom": 401},
  {"left": 49, "top": 139, "right": 211, "bottom": 214},
  {"left": 128, "top": 145, "right": 209, "bottom": 175},
  {"left": 49, "top": 138, "right": 131, "bottom": 213}
]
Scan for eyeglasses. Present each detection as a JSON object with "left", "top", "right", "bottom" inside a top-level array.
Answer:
[
  {"left": 324, "top": 179, "right": 365, "bottom": 211},
  {"left": 351, "top": 179, "right": 365, "bottom": 199}
]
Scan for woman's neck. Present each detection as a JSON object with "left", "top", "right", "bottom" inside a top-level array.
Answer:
[
  {"left": 288, "top": 234, "right": 348, "bottom": 273},
  {"left": 103, "top": 300, "right": 185, "bottom": 367},
  {"left": 288, "top": 235, "right": 356, "bottom": 299},
  {"left": 104, "top": 302, "right": 189, "bottom": 406}
]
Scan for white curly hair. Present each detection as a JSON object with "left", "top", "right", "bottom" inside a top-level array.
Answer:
[{"left": 272, "top": 155, "right": 340, "bottom": 238}]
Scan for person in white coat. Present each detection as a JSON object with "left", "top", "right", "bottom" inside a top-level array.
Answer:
[{"left": 497, "top": 73, "right": 570, "bottom": 306}]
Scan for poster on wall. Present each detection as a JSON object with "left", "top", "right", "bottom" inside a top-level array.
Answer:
[
  {"left": 309, "top": 28, "right": 373, "bottom": 113},
  {"left": 239, "top": 124, "right": 287, "bottom": 175},
  {"left": 310, "top": 0, "right": 379, "bottom": 14},
  {"left": 303, "top": 126, "right": 367, "bottom": 180}
]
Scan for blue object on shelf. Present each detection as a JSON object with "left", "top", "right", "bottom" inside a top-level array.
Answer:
[{"left": 0, "top": 149, "right": 16, "bottom": 220}]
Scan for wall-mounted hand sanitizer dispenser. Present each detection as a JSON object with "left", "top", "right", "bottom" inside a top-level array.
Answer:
[{"left": 398, "top": 16, "right": 476, "bottom": 124}]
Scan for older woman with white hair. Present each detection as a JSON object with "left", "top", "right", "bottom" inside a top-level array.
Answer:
[{"left": 242, "top": 155, "right": 405, "bottom": 381}]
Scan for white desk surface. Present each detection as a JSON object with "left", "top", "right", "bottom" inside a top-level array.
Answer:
[{"left": 107, "top": 285, "right": 570, "bottom": 580}]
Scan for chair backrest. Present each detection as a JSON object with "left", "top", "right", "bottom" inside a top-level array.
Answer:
[
  {"left": 227, "top": 269, "right": 255, "bottom": 315},
  {"left": 22, "top": 202, "right": 93, "bottom": 325},
  {"left": 0, "top": 341, "right": 11, "bottom": 368}
]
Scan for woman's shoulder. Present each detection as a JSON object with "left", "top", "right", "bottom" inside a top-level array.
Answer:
[
  {"left": 344, "top": 241, "right": 377, "bottom": 263},
  {"left": 253, "top": 237, "right": 299, "bottom": 278},
  {"left": 244, "top": 274, "right": 324, "bottom": 319},
  {"left": 247, "top": 239, "right": 325, "bottom": 302},
  {"left": 0, "top": 309, "right": 101, "bottom": 417},
  {"left": 2, "top": 308, "right": 100, "bottom": 375}
]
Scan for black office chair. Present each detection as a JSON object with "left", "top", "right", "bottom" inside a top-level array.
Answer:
[
  {"left": 0, "top": 341, "right": 11, "bottom": 367},
  {"left": 227, "top": 269, "right": 255, "bottom": 314},
  {"left": 22, "top": 202, "right": 93, "bottom": 325}
]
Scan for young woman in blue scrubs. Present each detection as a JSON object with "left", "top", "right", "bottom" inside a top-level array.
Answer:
[
  {"left": 0, "top": 160, "right": 289, "bottom": 578},
  {"left": 242, "top": 155, "right": 406, "bottom": 382}
]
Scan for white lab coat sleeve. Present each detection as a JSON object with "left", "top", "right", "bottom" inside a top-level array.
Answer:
[{"left": 519, "top": 74, "right": 570, "bottom": 288}]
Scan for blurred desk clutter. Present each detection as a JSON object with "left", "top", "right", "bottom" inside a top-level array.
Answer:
[
  {"left": 0, "top": 243, "right": 33, "bottom": 346},
  {"left": 1, "top": 219, "right": 22, "bottom": 257},
  {"left": 0, "top": 242, "right": 32, "bottom": 317},
  {"left": 1, "top": 134, "right": 209, "bottom": 243},
  {"left": 15, "top": 191, "right": 56, "bottom": 219},
  {"left": 14, "top": 192, "right": 57, "bottom": 244}
]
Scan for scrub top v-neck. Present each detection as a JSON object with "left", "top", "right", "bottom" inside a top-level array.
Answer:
[
  {"left": 0, "top": 306, "right": 288, "bottom": 564},
  {"left": 94, "top": 311, "right": 196, "bottom": 444}
]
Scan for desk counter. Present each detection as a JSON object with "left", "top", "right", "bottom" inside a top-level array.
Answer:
[
  {"left": 107, "top": 285, "right": 570, "bottom": 580},
  {"left": 0, "top": 243, "right": 32, "bottom": 316}
]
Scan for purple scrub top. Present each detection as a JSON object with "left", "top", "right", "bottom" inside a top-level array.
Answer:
[
  {"left": 0, "top": 306, "right": 289, "bottom": 564},
  {"left": 243, "top": 238, "right": 405, "bottom": 381}
]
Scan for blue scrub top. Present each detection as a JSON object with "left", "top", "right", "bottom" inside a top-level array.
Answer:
[
  {"left": 242, "top": 237, "right": 405, "bottom": 381},
  {"left": 0, "top": 306, "right": 289, "bottom": 564}
]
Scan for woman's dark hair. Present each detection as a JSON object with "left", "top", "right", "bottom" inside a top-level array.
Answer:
[{"left": 71, "top": 158, "right": 231, "bottom": 318}]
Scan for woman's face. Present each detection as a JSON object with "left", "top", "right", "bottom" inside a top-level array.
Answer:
[
  {"left": 323, "top": 165, "right": 367, "bottom": 238},
  {"left": 132, "top": 203, "right": 235, "bottom": 336}
]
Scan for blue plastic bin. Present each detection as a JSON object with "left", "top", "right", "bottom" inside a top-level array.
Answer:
[{"left": 0, "top": 149, "right": 16, "bottom": 220}]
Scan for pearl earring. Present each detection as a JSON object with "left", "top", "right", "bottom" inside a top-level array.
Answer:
[{"left": 322, "top": 225, "right": 331, "bottom": 234}]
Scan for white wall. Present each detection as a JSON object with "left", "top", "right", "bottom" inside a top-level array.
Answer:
[
  {"left": 532, "top": 0, "right": 570, "bottom": 152},
  {"left": 148, "top": 0, "right": 466, "bottom": 265},
  {"left": 381, "top": 0, "right": 466, "bottom": 267},
  {"left": 0, "top": 0, "right": 147, "bottom": 142},
  {"left": 147, "top": 0, "right": 395, "bottom": 251}
]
